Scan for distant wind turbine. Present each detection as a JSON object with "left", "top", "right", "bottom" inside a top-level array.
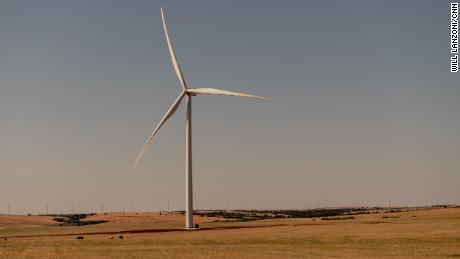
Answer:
[
  {"left": 129, "top": 200, "right": 135, "bottom": 213},
  {"left": 315, "top": 191, "right": 320, "bottom": 209},
  {"left": 352, "top": 190, "right": 358, "bottom": 207},
  {"left": 387, "top": 190, "right": 392, "bottom": 209},
  {"left": 132, "top": 8, "right": 267, "bottom": 229}
]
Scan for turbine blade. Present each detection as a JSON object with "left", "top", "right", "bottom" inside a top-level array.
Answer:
[
  {"left": 187, "top": 88, "right": 268, "bottom": 100},
  {"left": 161, "top": 8, "right": 187, "bottom": 89},
  {"left": 133, "top": 91, "right": 186, "bottom": 168}
]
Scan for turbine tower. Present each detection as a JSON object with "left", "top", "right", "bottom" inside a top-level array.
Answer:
[{"left": 133, "top": 8, "right": 267, "bottom": 229}]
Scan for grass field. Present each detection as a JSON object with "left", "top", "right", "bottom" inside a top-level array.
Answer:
[{"left": 1, "top": 208, "right": 459, "bottom": 258}]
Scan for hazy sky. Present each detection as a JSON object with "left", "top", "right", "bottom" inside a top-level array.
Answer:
[{"left": 1, "top": 0, "right": 459, "bottom": 214}]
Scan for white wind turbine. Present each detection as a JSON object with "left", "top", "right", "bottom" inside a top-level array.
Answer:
[
  {"left": 386, "top": 190, "right": 392, "bottom": 209},
  {"left": 352, "top": 190, "right": 358, "bottom": 207},
  {"left": 133, "top": 8, "right": 267, "bottom": 229}
]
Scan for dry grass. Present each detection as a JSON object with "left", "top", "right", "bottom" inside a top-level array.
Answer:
[
  {"left": 1, "top": 208, "right": 459, "bottom": 258},
  {"left": 85, "top": 212, "right": 219, "bottom": 225},
  {"left": 0, "top": 215, "right": 56, "bottom": 227}
]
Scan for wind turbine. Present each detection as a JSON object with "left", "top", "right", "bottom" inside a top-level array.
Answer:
[
  {"left": 387, "top": 190, "right": 392, "bottom": 210},
  {"left": 352, "top": 190, "right": 357, "bottom": 207},
  {"left": 315, "top": 191, "right": 320, "bottom": 209},
  {"left": 133, "top": 8, "right": 267, "bottom": 229}
]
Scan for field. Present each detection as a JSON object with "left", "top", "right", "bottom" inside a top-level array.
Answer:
[{"left": 0, "top": 208, "right": 459, "bottom": 258}]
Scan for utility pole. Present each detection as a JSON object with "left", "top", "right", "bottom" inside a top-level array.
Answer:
[
  {"left": 101, "top": 201, "right": 104, "bottom": 215},
  {"left": 7, "top": 204, "right": 10, "bottom": 215},
  {"left": 46, "top": 204, "right": 49, "bottom": 215}
]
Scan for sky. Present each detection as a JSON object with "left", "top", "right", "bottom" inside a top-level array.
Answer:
[{"left": 0, "top": 0, "right": 459, "bottom": 214}]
